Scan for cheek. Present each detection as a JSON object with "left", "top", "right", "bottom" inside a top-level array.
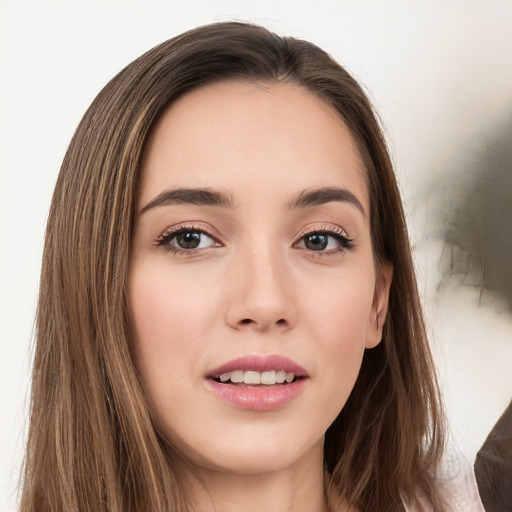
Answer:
[
  {"left": 128, "top": 263, "right": 219, "bottom": 352},
  {"left": 126, "top": 264, "right": 220, "bottom": 428},
  {"left": 126, "top": 263, "right": 223, "bottom": 408},
  {"left": 302, "top": 268, "right": 375, "bottom": 343},
  {"left": 299, "top": 271, "right": 375, "bottom": 403}
]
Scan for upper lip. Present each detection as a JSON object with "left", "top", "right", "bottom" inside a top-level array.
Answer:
[{"left": 207, "top": 355, "right": 308, "bottom": 379}]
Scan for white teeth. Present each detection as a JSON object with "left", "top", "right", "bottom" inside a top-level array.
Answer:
[
  {"left": 218, "top": 370, "right": 296, "bottom": 385},
  {"left": 243, "top": 371, "right": 261, "bottom": 385},
  {"left": 260, "top": 370, "right": 276, "bottom": 385},
  {"left": 230, "top": 370, "right": 244, "bottom": 383}
]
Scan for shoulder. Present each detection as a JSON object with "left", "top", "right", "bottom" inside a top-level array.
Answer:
[
  {"left": 403, "top": 464, "right": 485, "bottom": 512},
  {"left": 445, "top": 464, "right": 485, "bottom": 512}
]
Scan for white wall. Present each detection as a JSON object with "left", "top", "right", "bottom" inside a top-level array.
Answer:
[{"left": 1, "top": 1, "right": 512, "bottom": 510}]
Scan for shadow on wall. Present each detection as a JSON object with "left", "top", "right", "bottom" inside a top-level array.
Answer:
[{"left": 440, "top": 114, "right": 512, "bottom": 312}]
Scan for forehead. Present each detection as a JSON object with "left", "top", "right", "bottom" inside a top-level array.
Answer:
[{"left": 139, "top": 81, "right": 368, "bottom": 210}]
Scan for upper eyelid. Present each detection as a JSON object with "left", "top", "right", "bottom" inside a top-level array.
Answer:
[
  {"left": 160, "top": 223, "right": 220, "bottom": 237},
  {"left": 156, "top": 222, "right": 351, "bottom": 245},
  {"left": 294, "top": 224, "right": 351, "bottom": 240}
]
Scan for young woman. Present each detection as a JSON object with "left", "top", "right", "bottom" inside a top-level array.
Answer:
[{"left": 20, "top": 22, "right": 452, "bottom": 512}]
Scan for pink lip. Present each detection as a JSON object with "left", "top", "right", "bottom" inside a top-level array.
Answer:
[
  {"left": 207, "top": 355, "right": 307, "bottom": 379},
  {"left": 205, "top": 355, "right": 308, "bottom": 411}
]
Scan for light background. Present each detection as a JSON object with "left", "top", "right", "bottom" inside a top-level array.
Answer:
[{"left": 1, "top": 1, "right": 511, "bottom": 510}]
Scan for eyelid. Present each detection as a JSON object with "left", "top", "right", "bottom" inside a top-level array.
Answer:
[
  {"left": 155, "top": 222, "right": 223, "bottom": 250},
  {"left": 293, "top": 223, "right": 355, "bottom": 254},
  {"left": 294, "top": 223, "right": 351, "bottom": 241}
]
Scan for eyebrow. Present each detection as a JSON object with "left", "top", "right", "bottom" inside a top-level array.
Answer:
[
  {"left": 288, "top": 186, "right": 366, "bottom": 217},
  {"left": 140, "top": 185, "right": 366, "bottom": 217},
  {"left": 140, "top": 187, "right": 236, "bottom": 214}
]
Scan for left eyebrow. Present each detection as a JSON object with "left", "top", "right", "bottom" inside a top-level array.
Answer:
[
  {"left": 140, "top": 187, "right": 236, "bottom": 214},
  {"left": 288, "top": 186, "right": 366, "bottom": 218}
]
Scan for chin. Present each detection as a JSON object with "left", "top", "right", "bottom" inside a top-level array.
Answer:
[{"left": 170, "top": 429, "right": 324, "bottom": 476}]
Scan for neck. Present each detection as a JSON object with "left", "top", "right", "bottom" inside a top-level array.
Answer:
[{"left": 182, "top": 440, "right": 331, "bottom": 512}]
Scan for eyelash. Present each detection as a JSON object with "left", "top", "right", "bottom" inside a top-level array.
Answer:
[
  {"left": 294, "top": 225, "right": 355, "bottom": 255},
  {"left": 155, "top": 224, "right": 221, "bottom": 255},
  {"left": 155, "top": 224, "right": 355, "bottom": 256}
]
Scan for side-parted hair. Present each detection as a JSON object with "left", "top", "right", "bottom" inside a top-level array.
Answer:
[{"left": 20, "top": 22, "right": 445, "bottom": 512}]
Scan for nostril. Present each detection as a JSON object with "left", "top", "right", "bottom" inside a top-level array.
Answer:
[{"left": 233, "top": 316, "right": 292, "bottom": 331}]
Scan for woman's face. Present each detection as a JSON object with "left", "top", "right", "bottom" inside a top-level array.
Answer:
[{"left": 128, "top": 81, "right": 391, "bottom": 475}]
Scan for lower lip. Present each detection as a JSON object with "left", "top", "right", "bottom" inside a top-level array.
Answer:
[{"left": 206, "top": 379, "right": 306, "bottom": 411}]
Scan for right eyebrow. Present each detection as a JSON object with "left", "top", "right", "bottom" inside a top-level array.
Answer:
[
  {"left": 140, "top": 187, "right": 236, "bottom": 214},
  {"left": 288, "top": 186, "right": 366, "bottom": 218}
]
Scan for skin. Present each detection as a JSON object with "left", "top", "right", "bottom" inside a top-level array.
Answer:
[{"left": 128, "top": 81, "right": 392, "bottom": 512}]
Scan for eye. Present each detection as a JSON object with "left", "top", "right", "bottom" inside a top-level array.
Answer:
[
  {"left": 300, "top": 233, "right": 335, "bottom": 251},
  {"left": 172, "top": 230, "right": 214, "bottom": 249},
  {"left": 295, "top": 227, "right": 354, "bottom": 253},
  {"left": 156, "top": 226, "right": 220, "bottom": 253}
]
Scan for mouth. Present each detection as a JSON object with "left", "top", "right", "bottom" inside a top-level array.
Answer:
[
  {"left": 213, "top": 370, "right": 301, "bottom": 387},
  {"left": 206, "top": 355, "right": 308, "bottom": 410},
  {"left": 207, "top": 354, "right": 307, "bottom": 383}
]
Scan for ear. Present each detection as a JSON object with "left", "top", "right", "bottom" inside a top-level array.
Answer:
[{"left": 365, "top": 261, "right": 393, "bottom": 349}]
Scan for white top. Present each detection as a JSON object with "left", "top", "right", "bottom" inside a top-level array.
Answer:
[{"left": 403, "top": 463, "right": 485, "bottom": 512}]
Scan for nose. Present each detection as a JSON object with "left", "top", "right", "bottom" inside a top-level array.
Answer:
[{"left": 225, "top": 247, "right": 298, "bottom": 333}]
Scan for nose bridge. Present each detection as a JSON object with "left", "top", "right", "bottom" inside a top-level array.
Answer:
[{"left": 226, "top": 240, "right": 297, "bottom": 331}]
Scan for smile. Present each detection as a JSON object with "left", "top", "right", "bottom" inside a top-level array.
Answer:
[
  {"left": 206, "top": 355, "right": 307, "bottom": 410},
  {"left": 218, "top": 370, "right": 296, "bottom": 386}
]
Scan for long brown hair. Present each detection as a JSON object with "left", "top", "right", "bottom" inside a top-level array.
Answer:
[{"left": 20, "top": 22, "right": 445, "bottom": 512}]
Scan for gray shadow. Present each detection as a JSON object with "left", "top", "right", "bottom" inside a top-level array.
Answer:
[{"left": 440, "top": 114, "right": 512, "bottom": 311}]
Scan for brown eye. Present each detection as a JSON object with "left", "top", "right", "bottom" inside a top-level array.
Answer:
[
  {"left": 157, "top": 228, "right": 219, "bottom": 252},
  {"left": 175, "top": 231, "right": 203, "bottom": 249},
  {"left": 296, "top": 230, "right": 354, "bottom": 253},
  {"left": 304, "top": 234, "right": 328, "bottom": 251}
]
